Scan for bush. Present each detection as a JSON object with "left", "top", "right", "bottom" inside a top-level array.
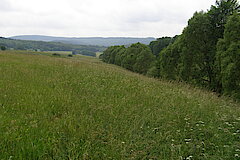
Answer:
[
  {"left": 0, "top": 46, "right": 6, "bottom": 50},
  {"left": 52, "top": 53, "right": 61, "bottom": 56}
]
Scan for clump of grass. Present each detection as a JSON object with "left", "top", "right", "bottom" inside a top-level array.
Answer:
[{"left": 0, "top": 50, "right": 240, "bottom": 159}]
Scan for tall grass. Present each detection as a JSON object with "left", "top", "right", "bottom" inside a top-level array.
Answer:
[{"left": 0, "top": 50, "right": 240, "bottom": 159}]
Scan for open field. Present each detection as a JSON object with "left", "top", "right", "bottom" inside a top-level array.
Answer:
[{"left": 0, "top": 50, "right": 240, "bottom": 159}]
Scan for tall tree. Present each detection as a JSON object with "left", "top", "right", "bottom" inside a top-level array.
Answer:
[
  {"left": 149, "top": 37, "right": 176, "bottom": 56},
  {"left": 133, "top": 46, "right": 155, "bottom": 74},
  {"left": 208, "top": 0, "right": 240, "bottom": 41},
  {"left": 159, "top": 36, "right": 182, "bottom": 80},
  {"left": 121, "top": 43, "right": 155, "bottom": 74},
  {"left": 101, "top": 46, "right": 124, "bottom": 64},
  {"left": 216, "top": 13, "right": 240, "bottom": 98},
  {"left": 208, "top": 0, "right": 240, "bottom": 91},
  {"left": 179, "top": 11, "right": 216, "bottom": 87},
  {"left": 114, "top": 46, "right": 126, "bottom": 66}
]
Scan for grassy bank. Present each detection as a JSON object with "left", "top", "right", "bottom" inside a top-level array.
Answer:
[{"left": 0, "top": 50, "right": 239, "bottom": 159}]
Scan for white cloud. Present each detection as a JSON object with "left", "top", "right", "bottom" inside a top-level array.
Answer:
[{"left": 0, "top": 0, "right": 216, "bottom": 38}]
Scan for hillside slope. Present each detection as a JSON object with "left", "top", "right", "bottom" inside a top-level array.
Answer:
[
  {"left": 0, "top": 51, "right": 240, "bottom": 159},
  {"left": 10, "top": 35, "right": 155, "bottom": 46},
  {"left": 0, "top": 37, "right": 105, "bottom": 53}
]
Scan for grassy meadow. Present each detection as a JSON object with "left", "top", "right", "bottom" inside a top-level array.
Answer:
[{"left": 0, "top": 50, "right": 240, "bottom": 159}]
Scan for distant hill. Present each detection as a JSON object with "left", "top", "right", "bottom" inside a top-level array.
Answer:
[
  {"left": 0, "top": 37, "right": 105, "bottom": 55},
  {"left": 10, "top": 35, "right": 155, "bottom": 46}
]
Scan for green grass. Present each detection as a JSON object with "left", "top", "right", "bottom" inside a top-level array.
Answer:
[{"left": 0, "top": 50, "right": 240, "bottom": 159}]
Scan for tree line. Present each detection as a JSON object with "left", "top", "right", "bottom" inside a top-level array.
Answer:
[
  {"left": 0, "top": 37, "right": 105, "bottom": 55},
  {"left": 72, "top": 50, "right": 96, "bottom": 57},
  {"left": 100, "top": 0, "right": 240, "bottom": 99}
]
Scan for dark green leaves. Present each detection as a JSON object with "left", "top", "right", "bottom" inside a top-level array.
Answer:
[
  {"left": 101, "top": 43, "right": 155, "bottom": 75},
  {"left": 216, "top": 13, "right": 240, "bottom": 98}
]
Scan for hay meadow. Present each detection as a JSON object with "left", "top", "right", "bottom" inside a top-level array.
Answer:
[{"left": 0, "top": 50, "right": 240, "bottom": 159}]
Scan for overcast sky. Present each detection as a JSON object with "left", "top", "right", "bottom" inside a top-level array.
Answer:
[{"left": 1, "top": 0, "right": 216, "bottom": 38}]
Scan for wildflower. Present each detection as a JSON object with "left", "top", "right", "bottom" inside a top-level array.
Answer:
[
  {"left": 198, "top": 121, "right": 204, "bottom": 124},
  {"left": 186, "top": 155, "right": 193, "bottom": 160},
  {"left": 185, "top": 139, "right": 191, "bottom": 142},
  {"left": 153, "top": 128, "right": 159, "bottom": 132},
  {"left": 225, "top": 122, "right": 233, "bottom": 126}
]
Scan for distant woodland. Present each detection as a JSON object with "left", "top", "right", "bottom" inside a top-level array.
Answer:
[
  {"left": 0, "top": 37, "right": 105, "bottom": 56},
  {"left": 10, "top": 35, "right": 155, "bottom": 46},
  {"left": 101, "top": 0, "right": 240, "bottom": 99}
]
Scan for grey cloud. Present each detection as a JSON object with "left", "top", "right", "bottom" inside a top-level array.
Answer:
[
  {"left": 0, "top": 0, "right": 13, "bottom": 11},
  {"left": 1, "top": 0, "right": 216, "bottom": 37}
]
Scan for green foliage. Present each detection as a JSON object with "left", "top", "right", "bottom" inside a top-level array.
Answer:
[
  {"left": 133, "top": 46, "right": 155, "bottom": 74},
  {"left": 101, "top": 46, "right": 126, "bottom": 64},
  {"left": 101, "top": 43, "right": 155, "bottom": 75},
  {"left": 149, "top": 36, "right": 177, "bottom": 56},
  {"left": 102, "top": 0, "right": 240, "bottom": 99},
  {"left": 52, "top": 53, "right": 61, "bottom": 56},
  {"left": 159, "top": 36, "right": 182, "bottom": 80},
  {"left": 208, "top": 0, "right": 240, "bottom": 90},
  {"left": 72, "top": 50, "right": 96, "bottom": 57},
  {"left": 179, "top": 12, "right": 216, "bottom": 87},
  {"left": 208, "top": 0, "right": 240, "bottom": 41},
  {"left": 146, "top": 65, "right": 159, "bottom": 77},
  {"left": 216, "top": 13, "right": 240, "bottom": 98},
  {"left": 122, "top": 43, "right": 154, "bottom": 73},
  {"left": 114, "top": 47, "right": 126, "bottom": 66},
  {"left": 0, "top": 46, "right": 6, "bottom": 50},
  {"left": 151, "top": 0, "right": 239, "bottom": 98},
  {"left": 0, "top": 37, "right": 105, "bottom": 53}
]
